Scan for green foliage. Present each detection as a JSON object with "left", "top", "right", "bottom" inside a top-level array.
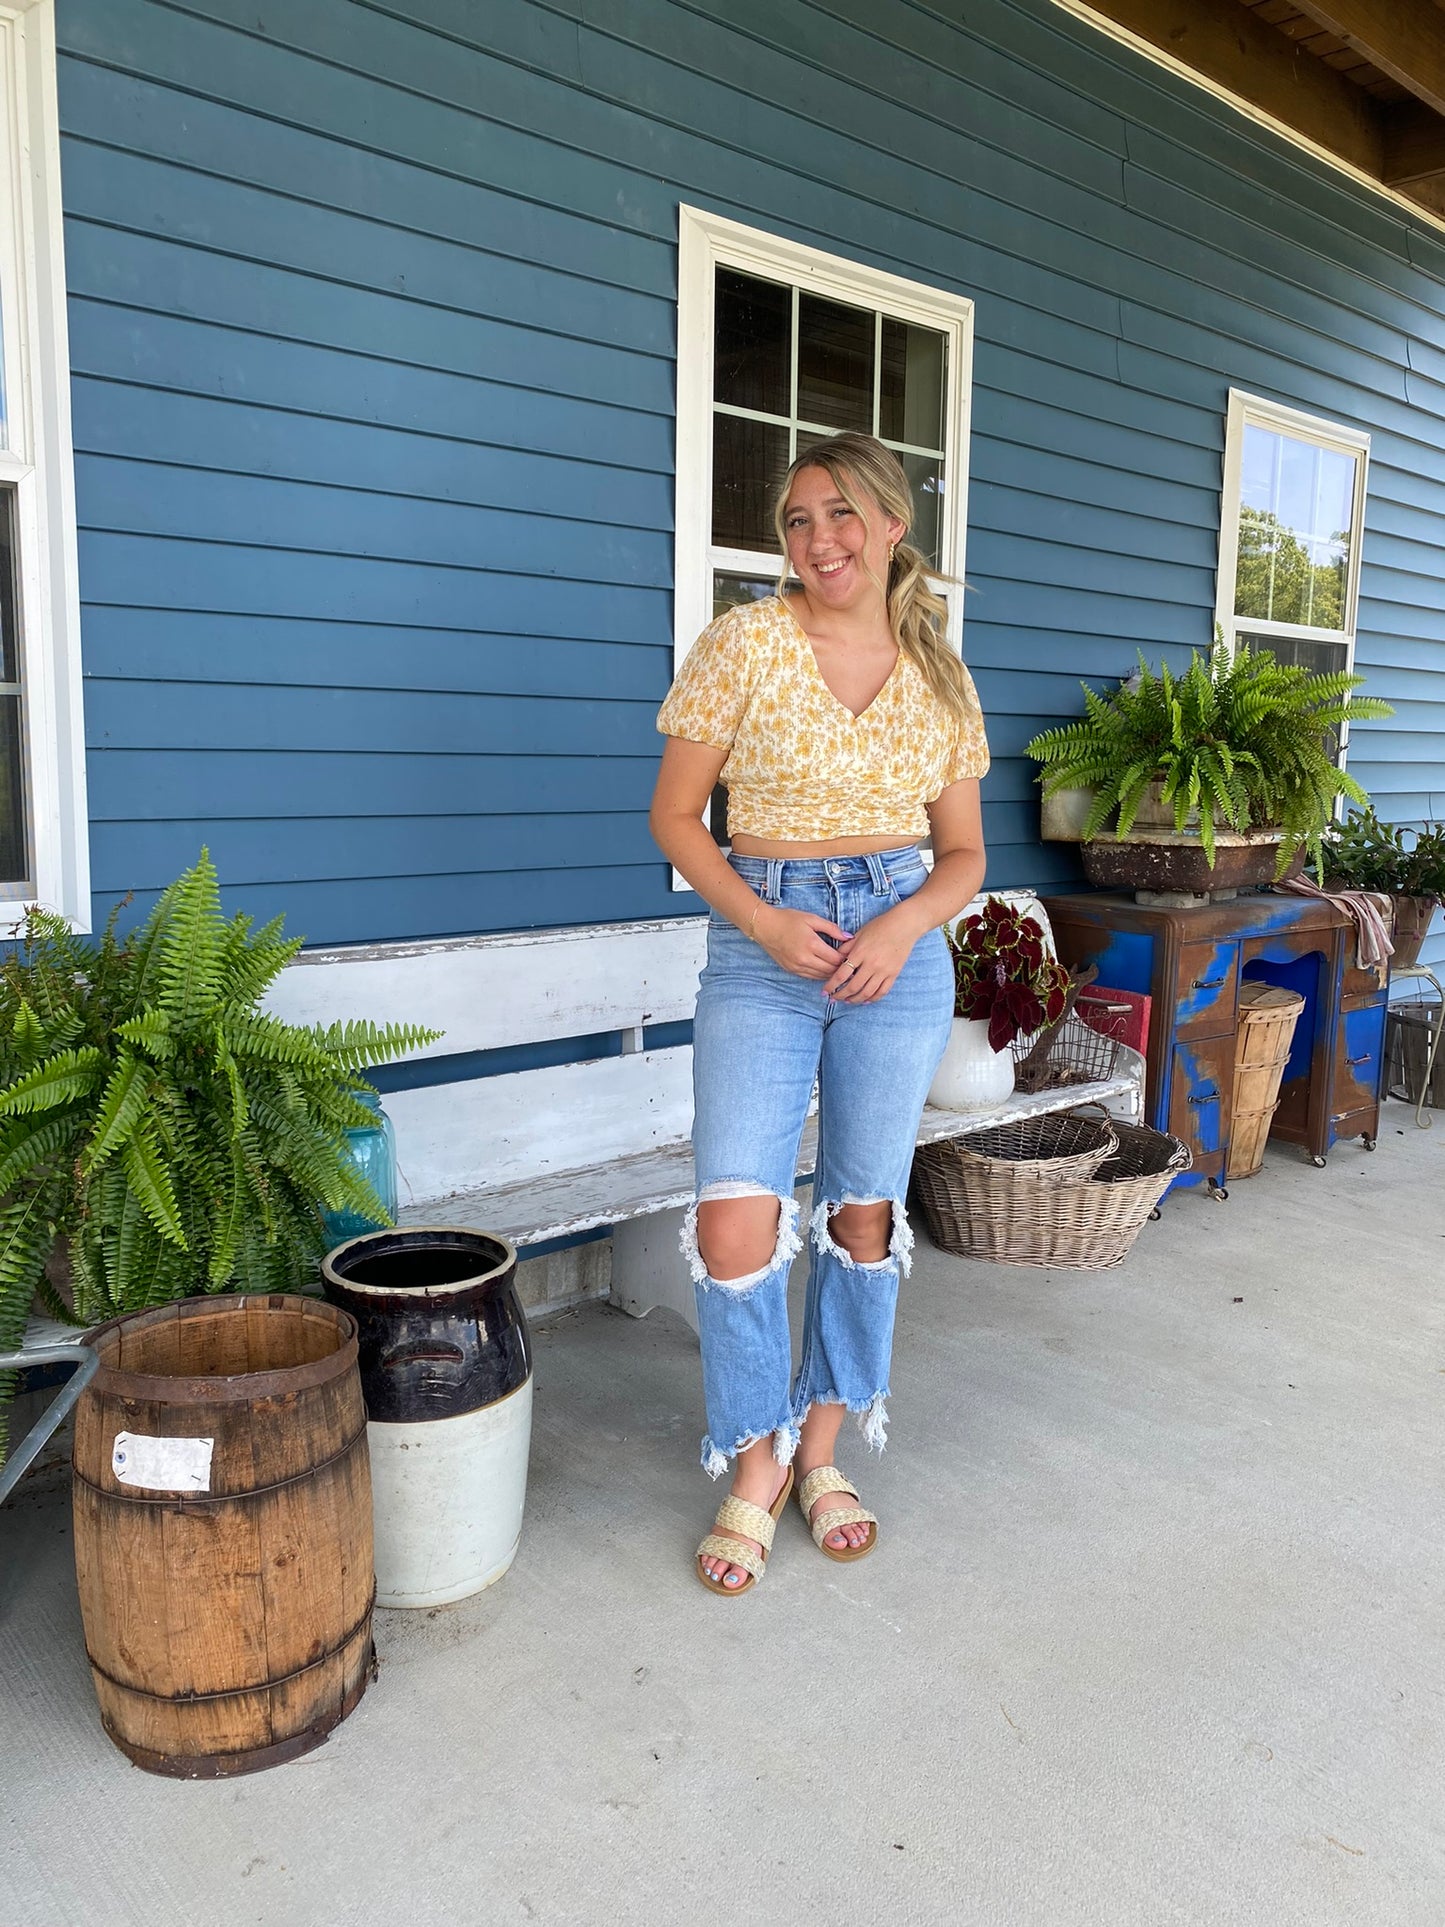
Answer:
[
  {"left": 1321, "top": 808, "right": 1445, "bottom": 900},
  {"left": 0, "top": 852, "right": 441, "bottom": 1463},
  {"left": 1025, "top": 641, "right": 1392, "bottom": 876}
]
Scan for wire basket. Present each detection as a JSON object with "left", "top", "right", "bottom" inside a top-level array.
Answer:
[
  {"left": 912, "top": 1113, "right": 1191, "bottom": 1270},
  {"left": 1011, "top": 1010, "right": 1126, "bottom": 1089}
]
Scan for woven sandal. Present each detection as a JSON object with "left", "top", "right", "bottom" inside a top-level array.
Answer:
[
  {"left": 696, "top": 1465, "right": 795, "bottom": 1596},
  {"left": 796, "top": 1465, "right": 878, "bottom": 1563}
]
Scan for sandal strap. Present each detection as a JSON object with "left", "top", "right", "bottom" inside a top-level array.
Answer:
[
  {"left": 796, "top": 1465, "right": 858, "bottom": 1517},
  {"left": 713, "top": 1493, "right": 780, "bottom": 1550},
  {"left": 809, "top": 1503, "right": 877, "bottom": 1549},
  {"left": 696, "top": 1533, "right": 766, "bottom": 1581}
]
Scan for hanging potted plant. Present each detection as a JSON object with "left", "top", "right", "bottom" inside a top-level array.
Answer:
[
  {"left": 1027, "top": 642, "right": 1392, "bottom": 899},
  {"left": 929, "top": 898, "right": 1070, "bottom": 1112},
  {"left": 1321, "top": 809, "right": 1445, "bottom": 968}
]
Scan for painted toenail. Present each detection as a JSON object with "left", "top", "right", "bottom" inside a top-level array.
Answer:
[{"left": 724, "top": 1572, "right": 740, "bottom": 1586}]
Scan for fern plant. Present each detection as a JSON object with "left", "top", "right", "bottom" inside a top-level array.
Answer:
[
  {"left": 1026, "top": 642, "right": 1391, "bottom": 875},
  {"left": 0, "top": 852, "right": 439, "bottom": 1461}
]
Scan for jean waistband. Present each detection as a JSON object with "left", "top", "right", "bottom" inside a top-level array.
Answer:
[{"left": 728, "top": 845, "right": 924, "bottom": 900}]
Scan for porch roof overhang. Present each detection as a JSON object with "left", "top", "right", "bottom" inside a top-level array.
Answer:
[{"left": 1068, "top": 0, "right": 1445, "bottom": 222}]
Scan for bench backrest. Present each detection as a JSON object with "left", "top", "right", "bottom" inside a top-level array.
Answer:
[{"left": 266, "top": 891, "right": 1054, "bottom": 1205}]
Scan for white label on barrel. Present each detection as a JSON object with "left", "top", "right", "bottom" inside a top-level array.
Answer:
[{"left": 111, "top": 1431, "right": 214, "bottom": 1492}]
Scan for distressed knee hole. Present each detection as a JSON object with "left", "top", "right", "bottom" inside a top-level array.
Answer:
[
  {"left": 681, "top": 1184, "right": 802, "bottom": 1291},
  {"left": 811, "top": 1195, "right": 914, "bottom": 1275}
]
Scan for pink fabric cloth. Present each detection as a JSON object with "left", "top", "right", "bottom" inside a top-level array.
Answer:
[{"left": 1276, "top": 879, "right": 1394, "bottom": 974}]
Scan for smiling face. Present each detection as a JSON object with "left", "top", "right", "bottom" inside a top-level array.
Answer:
[{"left": 781, "top": 463, "right": 906, "bottom": 616}]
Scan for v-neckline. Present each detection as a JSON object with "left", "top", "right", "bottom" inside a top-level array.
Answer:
[{"left": 777, "top": 596, "right": 901, "bottom": 725}]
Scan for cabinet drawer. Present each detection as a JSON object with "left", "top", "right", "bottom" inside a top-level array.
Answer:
[
  {"left": 1333, "top": 1001, "right": 1386, "bottom": 1115},
  {"left": 1170, "top": 1035, "right": 1233, "bottom": 1165},
  {"left": 1174, "top": 941, "right": 1239, "bottom": 1037},
  {"left": 1342, "top": 964, "right": 1388, "bottom": 1005}
]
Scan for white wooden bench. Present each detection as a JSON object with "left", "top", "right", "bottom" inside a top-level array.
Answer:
[
  {"left": 6, "top": 893, "right": 1141, "bottom": 1493},
  {"left": 265, "top": 889, "right": 1144, "bottom": 1332}
]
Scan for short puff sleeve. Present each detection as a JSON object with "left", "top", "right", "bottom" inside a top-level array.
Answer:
[
  {"left": 942, "top": 663, "right": 991, "bottom": 784},
  {"left": 656, "top": 608, "right": 754, "bottom": 750}
]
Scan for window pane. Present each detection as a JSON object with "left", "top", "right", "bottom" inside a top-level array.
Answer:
[
  {"left": 0, "top": 695, "right": 25, "bottom": 883},
  {"left": 712, "top": 412, "right": 789, "bottom": 550},
  {"left": 0, "top": 484, "right": 16, "bottom": 683},
  {"left": 797, "top": 293, "right": 873, "bottom": 432},
  {"left": 1237, "top": 631, "right": 1349, "bottom": 676},
  {"left": 713, "top": 572, "right": 777, "bottom": 617},
  {"left": 1236, "top": 425, "right": 1355, "bottom": 631},
  {"left": 880, "top": 319, "right": 945, "bottom": 450},
  {"left": 1238, "top": 631, "right": 1349, "bottom": 764},
  {"left": 0, "top": 488, "right": 24, "bottom": 883},
  {"left": 714, "top": 269, "right": 790, "bottom": 415},
  {"left": 898, "top": 451, "right": 944, "bottom": 569}
]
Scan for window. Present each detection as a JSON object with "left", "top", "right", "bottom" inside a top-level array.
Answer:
[
  {"left": 1215, "top": 392, "right": 1370, "bottom": 756},
  {"left": 0, "top": 2, "right": 86, "bottom": 922},
  {"left": 674, "top": 208, "right": 974, "bottom": 846}
]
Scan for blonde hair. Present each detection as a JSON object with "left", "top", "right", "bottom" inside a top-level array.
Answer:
[{"left": 772, "top": 432, "right": 975, "bottom": 728}]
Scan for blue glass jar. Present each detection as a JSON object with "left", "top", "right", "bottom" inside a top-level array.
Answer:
[{"left": 323, "top": 1089, "right": 398, "bottom": 1245}]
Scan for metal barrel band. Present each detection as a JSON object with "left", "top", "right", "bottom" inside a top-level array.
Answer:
[
  {"left": 71, "top": 1422, "right": 368, "bottom": 1507},
  {"left": 84, "top": 1588, "right": 377, "bottom": 1704}
]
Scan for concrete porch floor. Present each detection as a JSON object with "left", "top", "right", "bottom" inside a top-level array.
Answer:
[{"left": 2, "top": 1116, "right": 1442, "bottom": 1927}]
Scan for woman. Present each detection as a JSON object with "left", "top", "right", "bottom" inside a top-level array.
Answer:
[{"left": 650, "top": 432, "right": 989, "bottom": 1594}]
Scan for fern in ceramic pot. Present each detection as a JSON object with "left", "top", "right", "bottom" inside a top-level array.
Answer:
[
  {"left": 1027, "top": 641, "right": 1391, "bottom": 875},
  {"left": 928, "top": 899, "right": 1069, "bottom": 1112}
]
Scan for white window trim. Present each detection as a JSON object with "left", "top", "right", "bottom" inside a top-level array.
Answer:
[
  {"left": 0, "top": 0, "right": 86, "bottom": 926},
  {"left": 1215, "top": 389, "right": 1370, "bottom": 758},
  {"left": 674, "top": 204, "right": 975, "bottom": 662}
]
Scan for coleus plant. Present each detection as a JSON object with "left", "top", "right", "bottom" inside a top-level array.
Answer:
[{"left": 946, "top": 897, "right": 1070, "bottom": 1054}]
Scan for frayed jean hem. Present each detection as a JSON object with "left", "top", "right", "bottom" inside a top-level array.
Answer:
[
  {"left": 700, "top": 1420, "right": 801, "bottom": 1481},
  {"left": 792, "top": 1389, "right": 891, "bottom": 1454}
]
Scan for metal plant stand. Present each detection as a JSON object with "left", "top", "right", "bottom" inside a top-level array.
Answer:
[{"left": 0, "top": 1342, "right": 96, "bottom": 1504}]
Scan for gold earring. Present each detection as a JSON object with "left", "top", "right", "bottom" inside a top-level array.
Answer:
[{"left": 888, "top": 541, "right": 896, "bottom": 564}]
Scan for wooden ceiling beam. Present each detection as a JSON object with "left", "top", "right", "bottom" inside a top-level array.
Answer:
[
  {"left": 1287, "top": 3, "right": 1445, "bottom": 118},
  {"left": 1381, "top": 98, "right": 1445, "bottom": 184},
  {"left": 1079, "top": 0, "right": 1385, "bottom": 173}
]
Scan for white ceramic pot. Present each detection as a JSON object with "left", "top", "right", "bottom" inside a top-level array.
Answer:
[
  {"left": 928, "top": 1017, "right": 1017, "bottom": 1112},
  {"left": 367, "top": 1376, "right": 534, "bottom": 1608}
]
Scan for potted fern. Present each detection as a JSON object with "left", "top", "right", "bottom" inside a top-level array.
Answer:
[
  {"left": 0, "top": 851, "right": 439, "bottom": 1460},
  {"left": 1027, "top": 642, "right": 1391, "bottom": 898}
]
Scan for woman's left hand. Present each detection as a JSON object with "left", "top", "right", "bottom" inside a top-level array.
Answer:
[{"left": 822, "top": 908, "right": 921, "bottom": 1003}]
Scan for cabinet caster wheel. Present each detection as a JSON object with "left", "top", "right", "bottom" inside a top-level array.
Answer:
[
  {"left": 1208, "top": 1182, "right": 1229, "bottom": 1202},
  {"left": 1362, "top": 1136, "right": 1377, "bottom": 1152},
  {"left": 1310, "top": 1154, "right": 1327, "bottom": 1169},
  {"left": 1148, "top": 1206, "right": 1162, "bottom": 1222}
]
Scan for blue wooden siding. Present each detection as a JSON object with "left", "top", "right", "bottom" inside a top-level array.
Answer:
[{"left": 58, "top": 0, "right": 1444, "bottom": 968}]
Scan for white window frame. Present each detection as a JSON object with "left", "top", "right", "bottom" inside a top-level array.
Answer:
[
  {"left": 675, "top": 204, "right": 975, "bottom": 662},
  {"left": 1215, "top": 389, "right": 1370, "bottom": 762},
  {"left": 0, "top": 0, "right": 86, "bottom": 925}
]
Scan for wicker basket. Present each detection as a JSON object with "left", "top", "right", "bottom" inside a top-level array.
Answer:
[
  {"left": 912, "top": 1112, "right": 1190, "bottom": 1270},
  {"left": 1228, "top": 983, "right": 1305, "bottom": 1181}
]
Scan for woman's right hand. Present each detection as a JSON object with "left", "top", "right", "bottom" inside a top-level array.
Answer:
[{"left": 750, "top": 903, "right": 854, "bottom": 981}]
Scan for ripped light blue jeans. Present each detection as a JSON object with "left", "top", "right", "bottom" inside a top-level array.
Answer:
[{"left": 684, "top": 847, "right": 954, "bottom": 1478}]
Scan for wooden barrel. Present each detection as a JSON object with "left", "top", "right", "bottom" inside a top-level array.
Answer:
[
  {"left": 72, "top": 1295, "right": 374, "bottom": 1778},
  {"left": 1228, "top": 984, "right": 1306, "bottom": 1181}
]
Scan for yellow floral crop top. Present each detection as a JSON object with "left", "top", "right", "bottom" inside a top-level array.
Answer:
[{"left": 656, "top": 596, "right": 989, "bottom": 842}]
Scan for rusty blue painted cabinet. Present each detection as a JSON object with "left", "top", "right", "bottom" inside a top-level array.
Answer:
[{"left": 1041, "top": 892, "right": 1387, "bottom": 1197}]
